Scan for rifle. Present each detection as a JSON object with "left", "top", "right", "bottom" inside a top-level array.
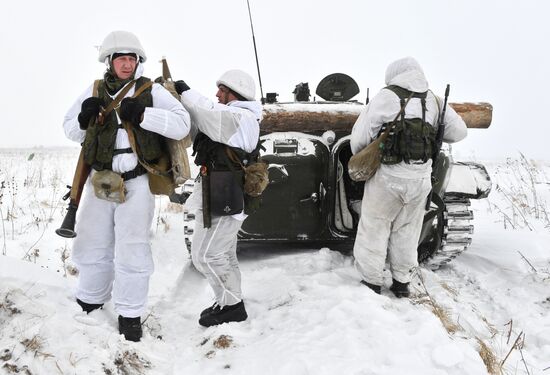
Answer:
[
  {"left": 57, "top": 80, "right": 102, "bottom": 238},
  {"left": 56, "top": 150, "right": 90, "bottom": 238},
  {"left": 162, "top": 57, "right": 173, "bottom": 82},
  {"left": 56, "top": 79, "right": 135, "bottom": 237},
  {"left": 425, "top": 84, "right": 450, "bottom": 211},
  {"left": 434, "top": 85, "right": 450, "bottom": 160}
]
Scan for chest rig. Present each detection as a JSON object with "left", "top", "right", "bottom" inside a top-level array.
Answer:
[
  {"left": 83, "top": 76, "right": 164, "bottom": 171},
  {"left": 192, "top": 132, "right": 253, "bottom": 171},
  {"left": 379, "top": 85, "right": 437, "bottom": 164}
]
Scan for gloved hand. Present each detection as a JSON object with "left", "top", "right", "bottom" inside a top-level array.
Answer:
[
  {"left": 174, "top": 80, "right": 190, "bottom": 95},
  {"left": 119, "top": 97, "right": 146, "bottom": 126},
  {"left": 78, "top": 97, "right": 104, "bottom": 130}
]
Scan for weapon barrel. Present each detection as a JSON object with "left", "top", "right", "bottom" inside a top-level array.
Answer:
[
  {"left": 55, "top": 149, "right": 91, "bottom": 238},
  {"left": 55, "top": 202, "right": 78, "bottom": 238},
  {"left": 162, "top": 58, "right": 172, "bottom": 81}
]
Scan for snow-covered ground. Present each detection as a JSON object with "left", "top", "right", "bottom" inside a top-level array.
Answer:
[{"left": 0, "top": 148, "right": 549, "bottom": 375}]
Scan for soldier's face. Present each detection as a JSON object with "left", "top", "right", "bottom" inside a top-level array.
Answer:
[
  {"left": 216, "top": 85, "right": 237, "bottom": 104},
  {"left": 112, "top": 55, "right": 137, "bottom": 80}
]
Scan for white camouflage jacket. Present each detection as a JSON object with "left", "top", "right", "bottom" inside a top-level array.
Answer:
[
  {"left": 180, "top": 89, "right": 263, "bottom": 220},
  {"left": 350, "top": 57, "right": 467, "bottom": 179}
]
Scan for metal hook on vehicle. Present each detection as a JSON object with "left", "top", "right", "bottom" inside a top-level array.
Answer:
[{"left": 300, "top": 193, "right": 318, "bottom": 203}]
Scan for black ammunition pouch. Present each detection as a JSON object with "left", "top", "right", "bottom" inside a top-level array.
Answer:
[
  {"left": 208, "top": 170, "right": 245, "bottom": 216},
  {"left": 193, "top": 132, "right": 266, "bottom": 217},
  {"left": 381, "top": 118, "right": 436, "bottom": 164},
  {"left": 194, "top": 133, "right": 245, "bottom": 217}
]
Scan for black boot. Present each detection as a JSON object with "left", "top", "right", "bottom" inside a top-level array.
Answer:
[
  {"left": 200, "top": 302, "right": 220, "bottom": 318},
  {"left": 360, "top": 280, "right": 381, "bottom": 294},
  {"left": 390, "top": 279, "right": 410, "bottom": 298},
  {"left": 76, "top": 298, "right": 103, "bottom": 314},
  {"left": 118, "top": 316, "right": 142, "bottom": 342},
  {"left": 198, "top": 301, "right": 248, "bottom": 327}
]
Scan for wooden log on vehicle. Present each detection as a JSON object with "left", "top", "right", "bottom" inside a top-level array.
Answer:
[
  {"left": 260, "top": 102, "right": 492, "bottom": 133},
  {"left": 448, "top": 102, "right": 492, "bottom": 129}
]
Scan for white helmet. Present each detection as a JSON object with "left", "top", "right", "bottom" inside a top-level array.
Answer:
[
  {"left": 98, "top": 30, "right": 147, "bottom": 63},
  {"left": 216, "top": 69, "right": 256, "bottom": 101}
]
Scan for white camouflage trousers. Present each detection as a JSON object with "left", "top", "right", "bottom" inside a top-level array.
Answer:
[
  {"left": 191, "top": 211, "right": 244, "bottom": 307},
  {"left": 71, "top": 174, "right": 155, "bottom": 318},
  {"left": 353, "top": 167, "right": 431, "bottom": 286}
]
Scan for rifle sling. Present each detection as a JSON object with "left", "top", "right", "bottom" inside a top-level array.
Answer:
[
  {"left": 379, "top": 92, "right": 414, "bottom": 141},
  {"left": 70, "top": 79, "right": 101, "bottom": 203},
  {"left": 225, "top": 147, "right": 246, "bottom": 171},
  {"left": 100, "top": 80, "right": 137, "bottom": 121},
  {"left": 121, "top": 81, "right": 172, "bottom": 177}
]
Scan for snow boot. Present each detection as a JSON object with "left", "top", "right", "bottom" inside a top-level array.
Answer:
[
  {"left": 198, "top": 300, "right": 248, "bottom": 327},
  {"left": 200, "top": 302, "right": 220, "bottom": 318},
  {"left": 360, "top": 280, "right": 381, "bottom": 294},
  {"left": 118, "top": 316, "right": 142, "bottom": 342},
  {"left": 390, "top": 279, "right": 410, "bottom": 298},
  {"left": 76, "top": 298, "right": 103, "bottom": 314}
]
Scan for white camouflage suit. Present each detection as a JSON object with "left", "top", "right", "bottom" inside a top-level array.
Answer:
[
  {"left": 63, "top": 63, "right": 191, "bottom": 318},
  {"left": 350, "top": 57, "right": 467, "bottom": 287},
  {"left": 180, "top": 89, "right": 262, "bottom": 307}
]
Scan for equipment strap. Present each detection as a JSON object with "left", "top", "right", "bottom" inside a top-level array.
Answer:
[
  {"left": 222, "top": 147, "right": 246, "bottom": 189},
  {"left": 421, "top": 96, "right": 428, "bottom": 162},
  {"left": 69, "top": 80, "right": 101, "bottom": 202},
  {"left": 121, "top": 81, "right": 172, "bottom": 177},
  {"left": 225, "top": 147, "right": 246, "bottom": 171},
  {"left": 121, "top": 164, "right": 147, "bottom": 181},
  {"left": 113, "top": 147, "right": 133, "bottom": 156},
  {"left": 378, "top": 92, "right": 414, "bottom": 143},
  {"left": 99, "top": 80, "right": 137, "bottom": 124},
  {"left": 92, "top": 80, "right": 100, "bottom": 99},
  {"left": 385, "top": 85, "right": 427, "bottom": 100},
  {"left": 384, "top": 85, "right": 430, "bottom": 163}
]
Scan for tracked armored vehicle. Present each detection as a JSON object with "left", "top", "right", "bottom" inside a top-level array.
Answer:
[{"left": 183, "top": 74, "right": 492, "bottom": 269}]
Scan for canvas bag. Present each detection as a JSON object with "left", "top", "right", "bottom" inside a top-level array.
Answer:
[
  {"left": 348, "top": 132, "right": 389, "bottom": 182},
  {"left": 141, "top": 152, "right": 176, "bottom": 196},
  {"left": 225, "top": 147, "right": 269, "bottom": 197},
  {"left": 348, "top": 92, "right": 414, "bottom": 182},
  {"left": 243, "top": 160, "right": 269, "bottom": 197},
  {"left": 91, "top": 169, "right": 126, "bottom": 203},
  {"left": 121, "top": 81, "right": 177, "bottom": 196}
]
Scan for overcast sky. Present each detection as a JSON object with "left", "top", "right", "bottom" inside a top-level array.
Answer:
[{"left": 1, "top": 0, "right": 548, "bottom": 159}]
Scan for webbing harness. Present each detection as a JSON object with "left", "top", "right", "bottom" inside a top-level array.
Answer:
[{"left": 380, "top": 85, "right": 435, "bottom": 164}]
